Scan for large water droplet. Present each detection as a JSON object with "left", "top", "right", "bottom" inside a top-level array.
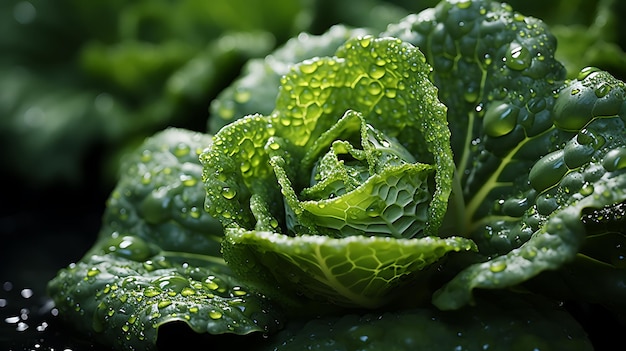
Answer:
[
  {"left": 103, "top": 235, "right": 156, "bottom": 262},
  {"left": 504, "top": 43, "right": 531, "bottom": 71},
  {"left": 529, "top": 149, "right": 567, "bottom": 193},
  {"left": 209, "top": 310, "right": 223, "bottom": 319},
  {"left": 482, "top": 102, "right": 519, "bottom": 137},
  {"left": 221, "top": 187, "right": 237, "bottom": 199},
  {"left": 369, "top": 65, "right": 386, "bottom": 80},
  {"left": 602, "top": 148, "right": 626, "bottom": 172},
  {"left": 489, "top": 261, "right": 506, "bottom": 273}
]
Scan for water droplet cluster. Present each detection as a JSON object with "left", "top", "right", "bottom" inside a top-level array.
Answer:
[
  {"left": 202, "top": 35, "right": 453, "bottom": 238},
  {"left": 383, "top": 0, "right": 566, "bottom": 210},
  {"left": 103, "top": 128, "right": 223, "bottom": 257},
  {"left": 208, "top": 25, "right": 372, "bottom": 133},
  {"left": 48, "top": 250, "right": 283, "bottom": 349}
]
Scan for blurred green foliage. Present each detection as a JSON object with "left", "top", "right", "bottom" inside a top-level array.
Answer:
[{"left": 0, "top": 0, "right": 624, "bottom": 189}]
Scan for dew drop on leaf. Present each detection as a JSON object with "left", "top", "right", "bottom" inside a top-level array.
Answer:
[
  {"left": 602, "top": 148, "right": 626, "bottom": 172},
  {"left": 221, "top": 187, "right": 237, "bottom": 199},
  {"left": 157, "top": 300, "right": 172, "bottom": 309},
  {"left": 489, "top": 261, "right": 507, "bottom": 273},
  {"left": 504, "top": 43, "right": 531, "bottom": 71},
  {"left": 299, "top": 61, "right": 318, "bottom": 75},
  {"left": 369, "top": 65, "right": 386, "bottom": 79},
  {"left": 577, "top": 66, "right": 601, "bottom": 80},
  {"left": 209, "top": 310, "right": 223, "bottom": 319},
  {"left": 86, "top": 267, "right": 100, "bottom": 278}
]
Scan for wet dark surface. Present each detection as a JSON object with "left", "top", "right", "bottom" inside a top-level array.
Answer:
[{"left": 0, "top": 176, "right": 111, "bottom": 351}]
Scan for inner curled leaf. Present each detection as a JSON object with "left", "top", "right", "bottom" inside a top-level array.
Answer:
[{"left": 269, "top": 110, "right": 435, "bottom": 239}]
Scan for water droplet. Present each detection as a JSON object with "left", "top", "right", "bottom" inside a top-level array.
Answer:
[
  {"left": 369, "top": 65, "right": 386, "bottom": 79},
  {"left": 595, "top": 82, "right": 611, "bottom": 98},
  {"left": 157, "top": 300, "right": 172, "bottom": 309},
  {"left": 580, "top": 182, "right": 594, "bottom": 196},
  {"left": 483, "top": 53, "right": 492, "bottom": 66},
  {"left": 141, "top": 172, "right": 152, "bottom": 185},
  {"left": 464, "top": 88, "right": 479, "bottom": 104},
  {"left": 181, "top": 287, "right": 196, "bottom": 297},
  {"left": 209, "top": 310, "right": 223, "bottom": 319},
  {"left": 489, "top": 261, "right": 507, "bottom": 273},
  {"left": 359, "top": 36, "right": 372, "bottom": 48},
  {"left": 221, "top": 187, "right": 237, "bottom": 199},
  {"left": 602, "top": 148, "right": 626, "bottom": 172},
  {"left": 86, "top": 267, "right": 100, "bottom": 278},
  {"left": 189, "top": 206, "right": 201, "bottom": 219},
  {"left": 268, "top": 141, "right": 280, "bottom": 150},
  {"left": 205, "top": 279, "right": 219, "bottom": 290},
  {"left": 504, "top": 43, "right": 531, "bottom": 71},
  {"left": 577, "top": 66, "right": 601, "bottom": 80},
  {"left": 269, "top": 218, "right": 279, "bottom": 228},
  {"left": 143, "top": 286, "right": 161, "bottom": 297},
  {"left": 128, "top": 314, "right": 137, "bottom": 324},
  {"left": 174, "top": 142, "right": 190, "bottom": 157},
  {"left": 140, "top": 150, "right": 152, "bottom": 163},
  {"left": 232, "top": 286, "right": 247, "bottom": 297},
  {"left": 299, "top": 60, "right": 318, "bottom": 75},
  {"left": 522, "top": 248, "right": 537, "bottom": 259},
  {"left": 367, "top": 81, "right": 383, "bottom": 95},
  {"left": 153, "top": 275, "right": 190, "bottom": 294},
  {"left": 179, "top": 174, "right": 197, "bottom": 187},
  {"left": 234, "top": 89, "right": 251, "bottom": 103},
  {"left": 104, "top": 235, "right": 155, "bottom": 262},
  {"left": 482, "top": 102, "right": 519, "bottom": 137}
]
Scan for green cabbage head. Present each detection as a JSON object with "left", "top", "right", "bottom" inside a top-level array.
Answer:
[{"left": 200, "top": 36, "right": 476, "bottom": 308}]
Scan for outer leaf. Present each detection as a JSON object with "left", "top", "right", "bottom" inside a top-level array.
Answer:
[
  {"left": 433, "top": 171, "right": 626, "bottom": 309},
  {"left": 386, "top": 0, "right": 626, "bottom": 311},
  {"left": 433, "top": 69, "right": 626, "bottom": 308},
  {"left": 384, "top": 0, "right": 568, "bottom": 229},
  {"left": 47, "top": 128, "right": 283, "bottom": 350},
  {"left": 101, "top": 127, "right": 223, "bottom": 256},
  {"left": 223, "top": 229, "right": 475, "bottom": 308},
  {"left": 208, "top": 25, "right": 372, "bottom": 133},
  {"left": 47, "top": 250, "right": 283, "bottom": 351}
]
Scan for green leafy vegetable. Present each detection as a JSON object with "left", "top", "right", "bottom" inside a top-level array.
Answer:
[
  {"left": 201, "top": 35, "right": 474, "bottom": 308},
  {"left": 47, "top": 0, "right": 626, "bottom": 349}
]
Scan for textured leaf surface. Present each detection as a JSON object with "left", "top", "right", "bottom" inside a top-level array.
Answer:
[
  {"left": 208, "top": 25, "right": 372, "bottom": 133},
  {"left": 383, "top": 0, "right": 626, "bottom": 310},
  {"left": 223, "top": 229, "right": 475, "bottom": 308},
  {"left": 47, "top": 128, "right": 284, "bottom": 350},
  {"left": 48, "top": 251, "right": 283, "bottom": 351},
  {"left": 201, "top": 35, "right": 460, "bottom": 307}
]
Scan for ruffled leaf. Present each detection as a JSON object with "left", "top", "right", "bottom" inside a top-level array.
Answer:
[{"left": 223, "top": 229, "right": 475, "bottom": 308}]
